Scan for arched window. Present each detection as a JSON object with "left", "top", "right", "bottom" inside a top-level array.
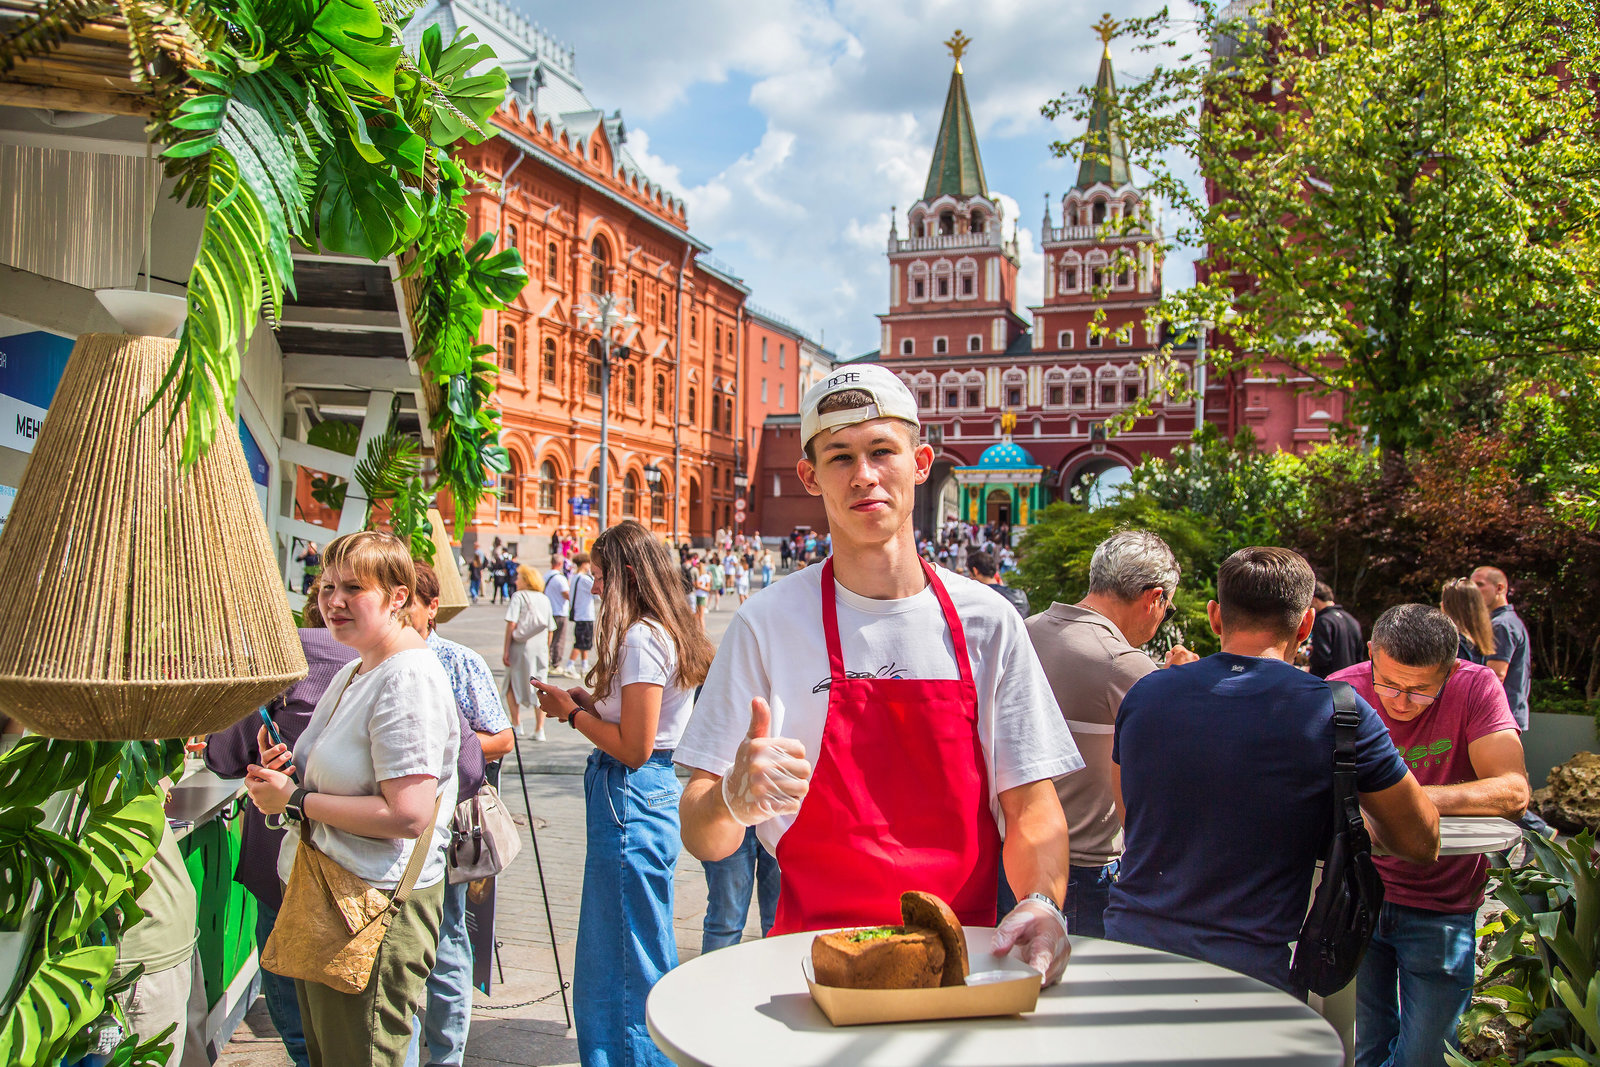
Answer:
[
  {"left": 711, "top": 392, "right": 722, "bottom": 431},
  {"left": 623, "top": 472, "right": 639, "bottom": 517},
  {"left": 969, "top": 210, "right": 985, "bottom": 234},
  {"left": 500, "top": 324, "right": 517, "bottom": 371},
  {"left": 1092, "top": 200, "right": 1107, "bottom": 225},
  {"left": 690, "top": 315, "right": 697, "bottom": 341},
  {"left": 726, "top": 330, "right": 735, "bottom": 355},
  {"left": 586, "top": 339, "right": 603, "bottom": 395},
  {"left": 541, "top": 337, "right": 557, "bottom": 382},
  {"left": 724, "top": 397, "right": 734, "bottom": 433},
  {"left": 714, "top": 327, "right": 721, "bottom": 354},
  {"left": 547, "top": 242, "right": 559, "bottom": 283},
  {"left": 651, "top": 480, "right": 665, "bottom": 520},
  {"left": 655, "top": 373, "right": 667, "bottom": 413},
  {"left": 503, "top": 452, "right": 522, "bottom": 514},
  {"left": 630, "top": 279, "right": 639, "bottom": 307},
  {"left": 538, "top": 460, "right": 556, "bottom": 510},
  {"left": 939, "top": 212, "right": 954, "bottom": 235},
  {"left": 658, "top": 292, "right": 667, "bottom": 324},
  {"left": 588, "top": 466, "right": 601, "bottom": 504},
  {"left": 687, "top": 387, "right": 697, "bottom": 423},
  {"left": 506, "top": 223, "right": 518, "bottom": 253},
  {"left": 625, "top": 364, "right": 638, "bottom": 405},
  {"left": 589, "top": 236, "right": 610, "bottom": 295}
]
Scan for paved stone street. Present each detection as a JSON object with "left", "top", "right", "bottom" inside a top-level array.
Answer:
[{"left": 220, "top": 569, "right": 770, "bottom": 1066}]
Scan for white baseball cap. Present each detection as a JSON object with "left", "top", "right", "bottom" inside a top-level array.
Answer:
[{"left": 799, "top": 364, "right": 920, "bottom": 448}]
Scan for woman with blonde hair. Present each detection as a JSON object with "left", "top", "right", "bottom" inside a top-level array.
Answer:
[
  {"left": 245, "top": 530, "right": 459, "bottom": 1067},
  {"left": 1442, "top": 577, "right": 1496, "bottom": 665},
  {"left": 504, "top": 565, "right": 553, "bottom": 740},
  {"left": 531, "top": 520, "right": 714, "bottom": 1067}
]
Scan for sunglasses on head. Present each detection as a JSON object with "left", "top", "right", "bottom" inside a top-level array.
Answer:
[{"left": 1144, "top": 584, "right": 1177, "bottom": 626}]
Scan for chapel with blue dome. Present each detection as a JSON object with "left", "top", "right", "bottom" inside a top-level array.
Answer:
[{"left": 950, "top": 412, "right": 1048, "bottom": 528}]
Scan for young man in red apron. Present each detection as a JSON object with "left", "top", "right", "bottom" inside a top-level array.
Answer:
[{"left": 677, "top": 365, "right": 1083, "bottom": 984}]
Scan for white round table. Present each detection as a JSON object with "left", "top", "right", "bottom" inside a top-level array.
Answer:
[
  {"left": 1436, "top": 814, "right": 1521, "bottom": 856},
  {"left": 647, "top": 928, "right": 1344, "bottom": 1066}
]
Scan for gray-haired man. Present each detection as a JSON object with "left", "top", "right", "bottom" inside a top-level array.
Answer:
[{"left": 1025, "top": 530, "right": 1197, "bottom": 937}]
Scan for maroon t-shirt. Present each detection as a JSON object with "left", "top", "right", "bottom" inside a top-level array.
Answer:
[{"left": 1329, "top": 660, "right": 1520, "bottom": 914}]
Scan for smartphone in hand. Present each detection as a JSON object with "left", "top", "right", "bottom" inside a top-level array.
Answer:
[{"left": 258, "top": 708, "right": 296, "bottom": 779}]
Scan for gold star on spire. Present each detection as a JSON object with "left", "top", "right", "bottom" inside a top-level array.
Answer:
[
  {"left": 945, "top": 30, "right": 971, "bottom": 69},
  {"left": 1094, "top": 14, "right": 1117, "bottom": 47}
]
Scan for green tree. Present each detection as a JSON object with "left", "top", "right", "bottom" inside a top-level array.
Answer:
[
  {"left": 1012, "top": 497, "right": 1221, "bottom": 655},
  {"left": 1048, "top": 1, "right": 1600, "bottom": 452}
]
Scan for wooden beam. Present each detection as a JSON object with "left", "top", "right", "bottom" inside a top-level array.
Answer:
[
  {"left": 0, "top": 82, "right": 151, "bottom": 116},
  {"left": 281, "top": 353, "right": 420, "bottom": 391},
  {"left": 279, "top": 439, "right": 356, "bottom": 479},
  {"left": 338, "top": 391, "right": 393, "bottom": 535}
]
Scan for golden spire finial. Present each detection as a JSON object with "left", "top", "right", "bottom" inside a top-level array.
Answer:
[
  {"left": 945, "top": 30, "right": 971, "bottom": 68},
  {"left": 1094, "top": 13, "right": 1117, "bottom": 47},
  {"left": 1001, "top": 411, "right": 1018, "bottom": 436}
]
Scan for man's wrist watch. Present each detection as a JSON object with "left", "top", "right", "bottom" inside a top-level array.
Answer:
[
  {"left": 1022, "top": 891, "right": 1062, "bottom": 912},
  {"left": 285, "top": 787, "right": 310, "bottom": 823}
]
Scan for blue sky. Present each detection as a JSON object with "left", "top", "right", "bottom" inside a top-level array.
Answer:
[{"left": 517, "top": 0, "right": 1203, "bottom": 358}]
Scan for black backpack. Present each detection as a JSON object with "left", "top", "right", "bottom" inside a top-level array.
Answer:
[{"left": 1289, "top": 680, "right": 1386, "bottom": 998}]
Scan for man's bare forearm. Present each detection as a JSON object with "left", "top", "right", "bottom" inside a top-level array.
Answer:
[
  {"left": 999, "top": 780, "right": 1070, "bottom": 906},
  {"left": 1426, "top": 774, "right": 1530, "bottom": 819},
  {"left": 680, "top": 772, "right": 749, "bottom": 862}
]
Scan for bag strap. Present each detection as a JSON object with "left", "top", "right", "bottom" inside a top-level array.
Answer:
[
  {"left": 390, "top": 793, "right": 445, "bottom": 909},
  {"left": 1328, "top": 680, "right": 1364, "bottom": 834}
]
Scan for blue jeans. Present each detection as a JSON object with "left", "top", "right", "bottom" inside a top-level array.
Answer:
[
  {"left": 701, "top": 826, "right": 780, "bottom": 953},
  {"left": 576, "top": 750, "right": 679, "bottom": 1067},
  {"left": 255, "top": 900, "right": 310, "bottom": 1067},
  {"left": 405, "top": 881, "right": 473, "bottom": 1066},
  {"left": 1355, "top": 902, "right": 1476, "bottom": 1067},
  {"left": 468, "top": 578, "right": 481, "bottom": 600},
  {"left": 1064, "top": 860, "right": 1119, "bottom": 940}
]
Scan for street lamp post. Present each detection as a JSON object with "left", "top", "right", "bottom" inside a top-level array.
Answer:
[{"left": 576, "top": 292, "right": 638, "bottom": 536}]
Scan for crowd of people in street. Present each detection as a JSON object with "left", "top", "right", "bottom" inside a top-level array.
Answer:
[{"left": 147, "top": 362, "right": 1550, "bottom": 1067}]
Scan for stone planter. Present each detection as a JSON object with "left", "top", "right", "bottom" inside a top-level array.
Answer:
[{"left": 1526, "top": 710, "right": 1598, "bottom": 790}]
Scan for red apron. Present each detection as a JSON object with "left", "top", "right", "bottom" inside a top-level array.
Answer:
[{"left": 769, "top": 558, "right": 1002, "bottom": 935}]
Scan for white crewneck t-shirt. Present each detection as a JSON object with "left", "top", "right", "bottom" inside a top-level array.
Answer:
[
  {"left": 278, "top": 648, "right": 459, "bottom": 890},
  {"left": 675, "top": 564, "right": 1083, "bottom": 854},
  {"left": 591, "top": 620, "right": 696, "bottom": 751}
]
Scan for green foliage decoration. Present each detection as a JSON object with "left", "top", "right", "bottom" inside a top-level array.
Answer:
[
  {"left": 1011, "top": 496, "right": 1221, "bottom": 656},
  {"left": 1450, "top": 831, "right": 1600, "bottom": 1064},
  {"left": 0, "top": 0, "right": 527, "bottom": 520},
  {"left": 0, "top": 738, "right": 184, "bottom": 1067},
  {"left": 1048, "top": 1, "right": 1600, "bottom": 453}
]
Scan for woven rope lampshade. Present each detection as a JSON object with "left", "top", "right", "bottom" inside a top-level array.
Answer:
[
  {"left": 0, "top": 333, "right": 309, "bottom": 740},
  {"left": 428, "top": 507, "right": 470, "bottom": 623}
]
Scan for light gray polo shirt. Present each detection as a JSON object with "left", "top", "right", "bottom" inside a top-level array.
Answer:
[{"left": 1027, "top": 603, "right": 1157, "bottom": 868}]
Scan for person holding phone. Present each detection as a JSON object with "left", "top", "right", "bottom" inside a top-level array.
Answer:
[
  {"left": 530, "top": 521, "right": 713, "bottom": 1067},
  {"left": 245, "top": 531, "right": 459, "bottom": 1067}
]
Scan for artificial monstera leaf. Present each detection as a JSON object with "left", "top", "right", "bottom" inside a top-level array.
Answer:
[
  {"left": 54, "top": 793, "right": 166, "bottom": 944},
  {"left": 0, "top": 945, "right": 116, "bottom": 1067},
  {"left": 305, "top": 0, "right": 402, "bottom": 96},
  {"left": 314, "top": 139, "right": 423, "bottom": 258}
]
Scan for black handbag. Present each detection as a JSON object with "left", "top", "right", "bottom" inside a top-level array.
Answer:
[{"left": 1290, "top": 680, "right": 1386, "bottom": 997}]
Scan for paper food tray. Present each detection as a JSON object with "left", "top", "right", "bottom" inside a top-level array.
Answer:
[{"left": 803, "top": 928, "right": 1042, "bottom": 1026}]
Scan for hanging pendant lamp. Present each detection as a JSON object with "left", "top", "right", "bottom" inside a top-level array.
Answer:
[
  {"left": 0, "top": 333, "right": 309, "bottom": 740},
  {"left": 427, "top": 507, "right": 470, "bottom": 623}
]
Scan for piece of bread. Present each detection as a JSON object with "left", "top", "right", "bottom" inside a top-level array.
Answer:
[
  {"left": 811, "top": 927, "right": 946, "bottom": 990},
  {"left": 900, "top": 891, "right": 968, "bottom": 987}
]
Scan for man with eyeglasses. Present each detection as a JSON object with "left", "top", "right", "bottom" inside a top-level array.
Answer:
[
  {"left": 1025, "top": 530, "right": 1197, "bottom": 937},
  {"left": 1329, "top": 603, "right": 1528, "bottom": 1067}
]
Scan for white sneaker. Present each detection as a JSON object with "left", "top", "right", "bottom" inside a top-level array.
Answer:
[{"left": 533, "top": 728, "right": 546, "bottom": 742}]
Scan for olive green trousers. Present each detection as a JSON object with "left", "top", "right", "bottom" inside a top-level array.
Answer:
[{"left": 293, "top": 879, "right": 445, "bottom": 1067}]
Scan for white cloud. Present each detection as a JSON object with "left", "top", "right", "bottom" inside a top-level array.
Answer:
[{"left": 520, "top": 0, "right": 1188, "bottom": 355}]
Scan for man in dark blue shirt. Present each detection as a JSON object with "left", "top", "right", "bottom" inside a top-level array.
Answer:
[{"left": 1106, "top": 546, "right": 1440, "bottom": 998}]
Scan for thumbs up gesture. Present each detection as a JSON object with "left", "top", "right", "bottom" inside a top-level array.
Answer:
[{"left": 721, "top": 698, "right": 813, "bottom": 827}]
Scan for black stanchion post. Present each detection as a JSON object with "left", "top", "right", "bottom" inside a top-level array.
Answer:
[{"left": 510, "top": 736, "right": 572, "bottom": 1030}]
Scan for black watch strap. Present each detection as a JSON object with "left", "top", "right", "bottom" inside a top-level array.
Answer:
[{"left": 286, "top": 787, "right": 310, "bottom": 822}]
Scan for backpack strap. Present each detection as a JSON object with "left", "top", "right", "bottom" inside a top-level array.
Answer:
[{"left": 1328, "top": 680, "right": 1364, "bottom": 833}]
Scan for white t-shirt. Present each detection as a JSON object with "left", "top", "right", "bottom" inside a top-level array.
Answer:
[
  {"left": 695, "top": 572, "right": 712, "bottom": 594},
  {"left": 676, "top": 564, "right": 1083, "bottom": 854},
  {"left": 545, "top": 570, "right": 570, "bottom": 617},
  {"left": 279, "top": 648, "right": 460, "bottom": 890},
  {"left": 592, "top": 620, "right": 697, "bottom": 750},
  {"left": 570, "top": 571, "right": 597, "bottom": 622}
]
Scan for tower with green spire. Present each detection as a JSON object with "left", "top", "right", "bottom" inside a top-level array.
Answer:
[
  {"left": 878, "top": 30, "right": 1026, "bottom": 369},
  {"left": 1030, "top": 14, "right": 1163, "bottom": 363}
]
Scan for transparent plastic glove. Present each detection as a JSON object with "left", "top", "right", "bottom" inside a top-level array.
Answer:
[
  {"left": 721, "top": 697, "right": 812, "bottom": 827},
  {"left": 992, "top": 897, "right": 1072, "bottom": 986}
]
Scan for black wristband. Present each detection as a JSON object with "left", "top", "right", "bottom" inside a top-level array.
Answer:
[
  {"left": 286, "top": 787, "right": 310, "bottom": 822},
  {"left": 568, "top": 708, "right": 584, "bottom": 729}
]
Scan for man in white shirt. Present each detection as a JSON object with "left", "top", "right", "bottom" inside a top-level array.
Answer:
[
  {"left": 676, "top": 365, "right": 1082, "bottom": 984},
  {"left": 544, "top": 563, "right": 571, "bottom": 677},
  {"left": 564, "top": 553, "right": 597, "bottom": 679}
]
